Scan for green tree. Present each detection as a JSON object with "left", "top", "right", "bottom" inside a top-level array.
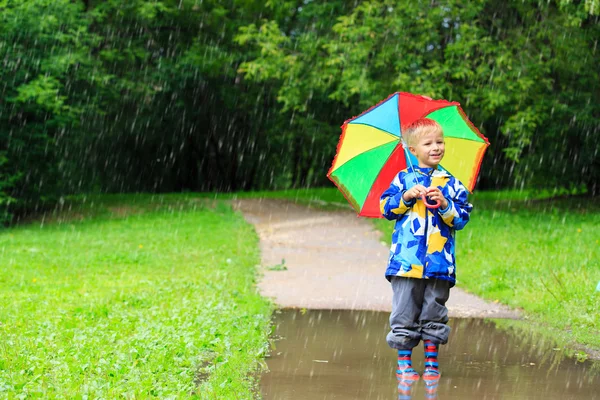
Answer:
[
  {"left": 0, "top": 0, "right": 100, "bottom": 220},
  {"left": 2, "top": 0, "right": 598, "bottom": 222},
  {"left": 237, "top": 0, "right": 600, "bottom": 193}
]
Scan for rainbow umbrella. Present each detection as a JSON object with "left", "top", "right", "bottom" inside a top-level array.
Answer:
[{"left": 327, "top": 92, "right": 490, "bottom": 217}]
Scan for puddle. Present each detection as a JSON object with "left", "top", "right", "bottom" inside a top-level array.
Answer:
[{"left": 261, "top": 310, "right": 599, "bottom": 399}]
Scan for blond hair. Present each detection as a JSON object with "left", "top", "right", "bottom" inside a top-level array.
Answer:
[{"left": 402, "top": 118, "right": 443, "bottom": 146}]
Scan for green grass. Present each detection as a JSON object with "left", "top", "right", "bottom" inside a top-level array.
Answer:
[
  {"left": 3, "top": 187, "right": 598, "bottom": 398},
  {"left": 258, "top": 187, "right": 600, "bottom": 355},
  {"left": 0, "top": 194, "right": 273, "bottom": 398},
  {"left": 457, "top": 193, "right": 600, "bottom": 353},
  {"left": 231, "top": 188, "right": 351, "bottom": 211}
]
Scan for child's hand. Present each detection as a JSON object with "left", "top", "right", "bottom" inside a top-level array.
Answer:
[
  {"left": 427, "top": 187, "right": 449, "bottom": 209},
  {"left": 402, "top": 184, "right": 428, "bottom": 202}
]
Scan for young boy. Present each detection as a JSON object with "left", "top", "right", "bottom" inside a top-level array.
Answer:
[{"left": 379, "top": 118, "right": 473, "bottom": 382}]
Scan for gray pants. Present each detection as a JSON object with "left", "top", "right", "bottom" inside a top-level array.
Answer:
[{"left": 387, "top": 276, "right": 451, "bottom": 350}]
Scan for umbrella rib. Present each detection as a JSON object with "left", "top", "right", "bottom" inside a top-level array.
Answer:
[{"left": 445, "top": 136, "right": 489, "bottom": 143}]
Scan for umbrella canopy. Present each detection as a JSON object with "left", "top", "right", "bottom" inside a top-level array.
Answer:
[{"left": 327, "top": 92, "right": 489, "bottom": 217}]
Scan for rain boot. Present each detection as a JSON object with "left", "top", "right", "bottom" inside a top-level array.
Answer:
[
  {"left": 396, "top": 349, "right": 420, "bottom": 380},
  {"left": 423, "top": 340, "right": 441, "bottom": 381}
]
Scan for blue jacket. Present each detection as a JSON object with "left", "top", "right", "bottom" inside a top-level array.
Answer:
[{"left": 379, "top": 166, "right": 472, "bottom": 287}]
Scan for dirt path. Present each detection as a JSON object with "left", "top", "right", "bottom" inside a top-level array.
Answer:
[{"left": 234, "top": 198, "right": 520, "bottom": 319}]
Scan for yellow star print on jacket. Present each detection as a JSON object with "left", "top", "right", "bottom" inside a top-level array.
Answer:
[{"left": 379, "top": 165, "right": 472, "bottom": 286}]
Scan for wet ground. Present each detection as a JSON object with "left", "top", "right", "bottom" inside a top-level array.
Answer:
[
  {"left": 234, "top": 199, "right": 519, "bottom": 319},
  {"left": 261, "top": 310, "right": 600, "bottom": 400}
]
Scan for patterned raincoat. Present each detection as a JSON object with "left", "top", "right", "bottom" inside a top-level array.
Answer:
[{"left": 379, "top": 165, "right": 472, "bottom": 287}]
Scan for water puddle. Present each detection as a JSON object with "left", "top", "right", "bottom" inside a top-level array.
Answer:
[{"left": 261, "top": 310, "right": 599, "bottom": 399}]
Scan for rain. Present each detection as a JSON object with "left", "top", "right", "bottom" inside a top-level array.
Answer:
[{"left": 0, "top": 0, "right": 598, "bottom": 398}]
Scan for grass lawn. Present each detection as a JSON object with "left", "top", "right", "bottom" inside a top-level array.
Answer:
[
  {"left": 260, "top": 187, "right": 600, "bottom": 356},
  {"left": 0, "top": 194, "right": 272, "bottom": 398},
  {"left": 455, "top": 192, "right": 600, "bottom": 355},
  {"left": 2, "top": 187, "right": 598, "bottom": 399}
]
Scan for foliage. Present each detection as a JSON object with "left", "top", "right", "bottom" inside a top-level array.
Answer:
[
  {"left": 237, "top": 0, "right": 600, "bottom": 193},
  {"left": 0, "top": 0, "right": 599, "bottom": 221},
  {"left": 0, "top": 0, "right": 97, "bottom": 220},
  {"left": 0, "top": 194, "right": 272, "bottom": 397}
]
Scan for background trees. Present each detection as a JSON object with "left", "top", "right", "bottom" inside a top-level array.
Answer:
[
  {"left": 1, "top": 0, "right": 598, "bottom": 221},
  {"left": 238, "top": 0, "right": 600, "bottom": 192}
]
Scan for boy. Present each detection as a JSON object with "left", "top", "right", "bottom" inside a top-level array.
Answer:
[{"left": 379, "top": 118, "right": 472, "bottom": 381}]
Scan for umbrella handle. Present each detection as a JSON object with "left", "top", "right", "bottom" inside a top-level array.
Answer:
[{"left": 421, "top": 194, "right": 441, "bottom": 209}]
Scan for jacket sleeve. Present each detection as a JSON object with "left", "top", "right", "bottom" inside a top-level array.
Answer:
[
  {"left": 380, "top": 172, "right": 415, "bottom": 220},
  {"left": 438, "top": 177, "right": 473, "bottom": 230}
]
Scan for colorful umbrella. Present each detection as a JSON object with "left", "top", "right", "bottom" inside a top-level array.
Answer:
[{"left": 327, "top": 92, "right": 490, "bottom": 217}]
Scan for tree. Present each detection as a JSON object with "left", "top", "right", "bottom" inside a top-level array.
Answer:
[
  {"left": 0, "top": 0, "right": 100, "bottom": 220},
  {"left": 237, "top": 0, "right": 600, "bottom": 193}
]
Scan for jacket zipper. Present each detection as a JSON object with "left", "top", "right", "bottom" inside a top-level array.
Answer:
[
  {"left": 423, "top": 171, "right": 431, "bottom": 278},
  {"left": 424, "top": 206, "right": 428, "bottom": 278}
]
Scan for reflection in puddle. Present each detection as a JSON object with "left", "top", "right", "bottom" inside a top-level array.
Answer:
[{"left": 261, "top": 310, "right": 599, "bottom": 399}]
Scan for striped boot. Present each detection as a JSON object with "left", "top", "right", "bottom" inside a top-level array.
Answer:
[
  {"left": 423, "top": 340, "right": 441, "bottom": 381},
  {"left": 396, "top": 349, "right": 420, "bottom": 380}
]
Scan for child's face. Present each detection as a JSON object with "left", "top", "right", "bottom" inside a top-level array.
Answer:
[{"left": 409, "top": 130, "right": 445, "bottom": 168}]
